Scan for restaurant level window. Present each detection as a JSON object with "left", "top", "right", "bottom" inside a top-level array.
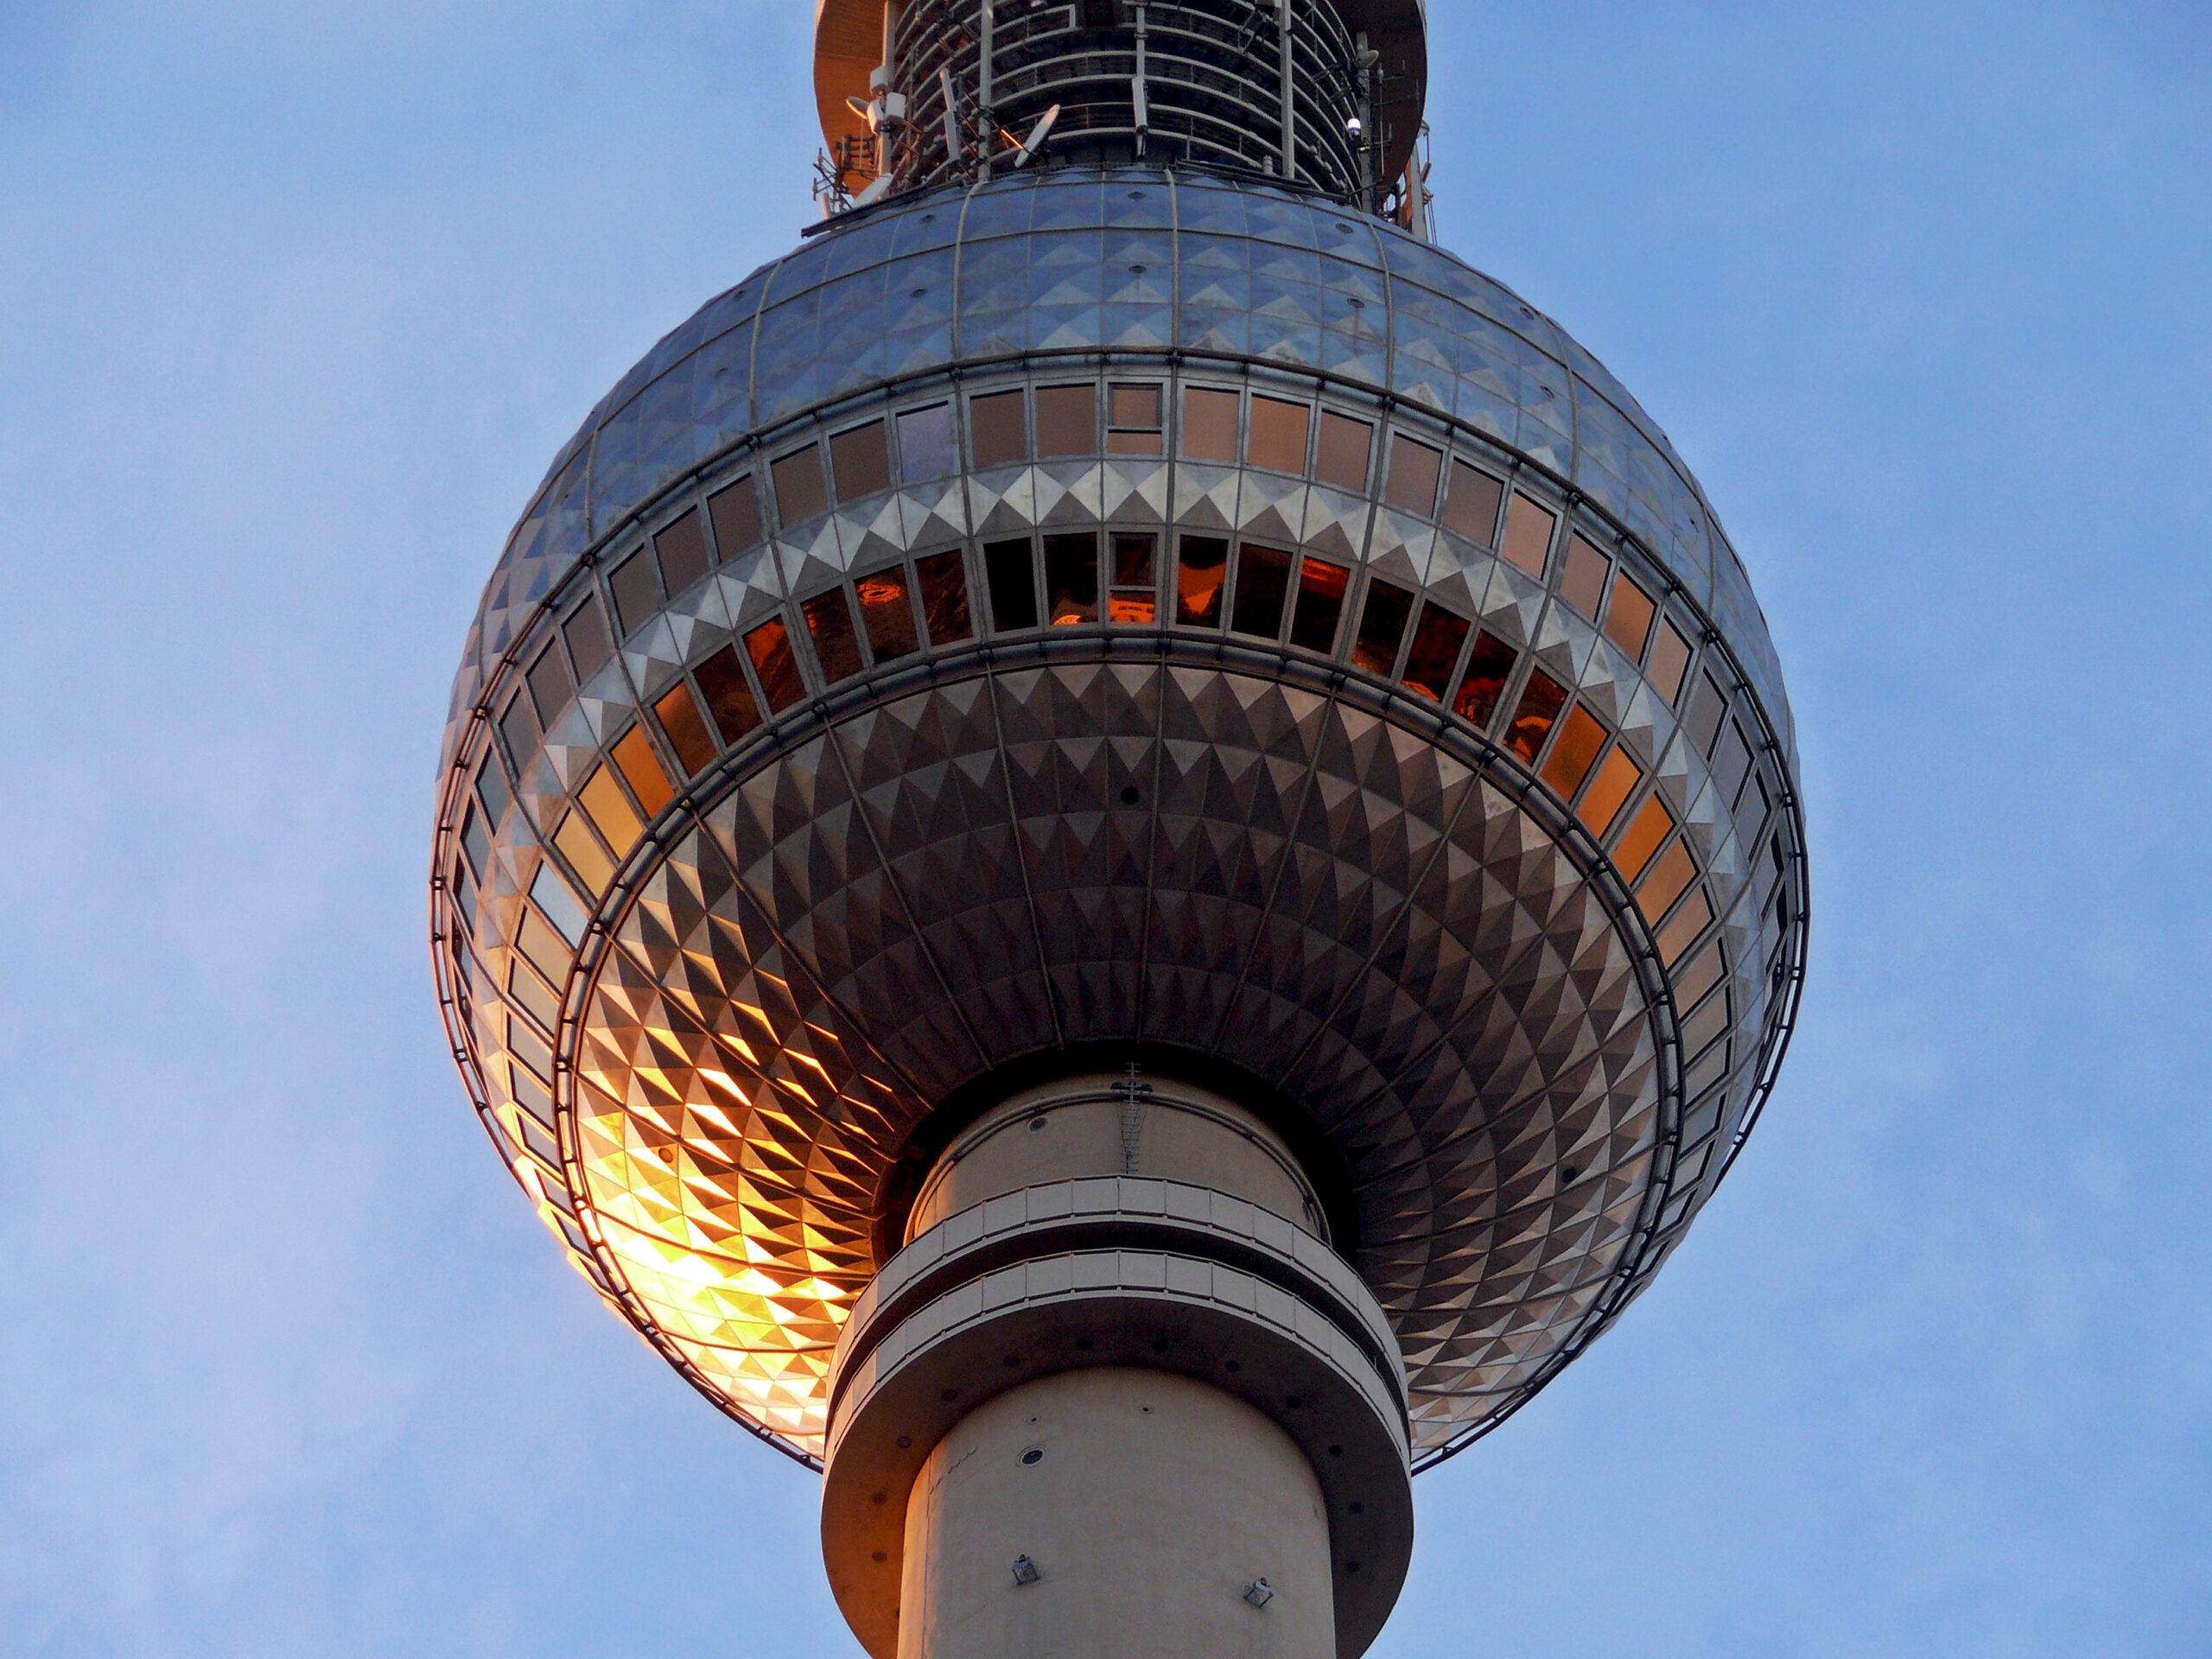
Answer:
[
  {"left": 1315, "top": 410, "right": 1373, "bottom": 493},
  {"left": 772, "top": 444, "right": 827, "bottom": 524},
  {"left": 655, "top": 508, "right": 711, "bottom": 599},
  {"left": 1502, "top": 492, "right": 1556, "bottom": 578},
  {"left": 1560, "top": 535, "right": 1609, "bottom": 620},
  {"left": 1453, "top": 632, "right": 1518, "bottom": 728},
  {"left": 1109, "top": 534, "right": 1158, "bottom": 623},
  {"left": 709, "top": 474, "right": 762, "bottom": 557},
  {"left": 1384, "top": 435, "right": 1443, "bottom": 517},
  {"left": 1442, "top": 460, "right": 1503, "bottom": 544},
  {"left": 1288, "top": 557, "right": 1349, "bottom": 652},
  {"left": 1604, "top": 571, "right": 1656, "bottom": 660},
  {"left": 563, "top": 594, "right": 613, "bottom": 684},
  {"left": 984, "top": 538, "right": 1039, "bottom": 632},
  {"left": 1176, "top": 535, "right": 1228, "bottom": 627},
  {"left": 856, "top": 568, "right": 920, "bottom": 662},
  {"left": 1036, "top": 385, "right": 1096, "bottom": 458},
  {"left": 969, "top": 391, "right": 1026, "bottom": 467},
  {"left": 1230, "top": 545, "right": 1293, "bottom": 638},
  {"left": 1044, "top": 532, "right": 1100, "bottom": 624},
  {"left": 898, "top": 404, "right": 957, "bottom": 481},
  {"left": 1183, "top": 387, "right": 1239, "bottom": 462},
  {"left": 1109, "top": 385, "right": 1164, "bottom": 454},
  {"left": 830, "top": 420, "right": 891, "bottom": 499},
  {"left": 1353, "top": 579, "right": 1414, "bottom": 675},
  {"left": 1248, "top": 397, "right": 1311, "bottom": 474},
  {"left": 915, "top": 550, "right": 973, "bottom": 645}
]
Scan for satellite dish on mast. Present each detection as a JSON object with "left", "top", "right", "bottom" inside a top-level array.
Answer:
[
  {"left": 1013, "top": 104, "right": 1060, "bottom": 168},
  {"left": 851, "top": 175, "right": 895, "bottom": 209}
]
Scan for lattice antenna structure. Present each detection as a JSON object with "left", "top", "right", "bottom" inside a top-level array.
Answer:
[{"left": 432, "top": 6, "right": 1808, "bottom": 1656}]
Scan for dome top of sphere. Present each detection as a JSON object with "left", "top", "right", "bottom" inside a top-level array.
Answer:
[{"left": 446, "top": 168, "right": 1791, "bottom": 775}]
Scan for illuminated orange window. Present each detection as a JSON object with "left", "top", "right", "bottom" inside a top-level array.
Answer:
[
  {"left": 611, "top": 726, "right": 675, "bottom": 817},
  {"left": 1648, "top": 618, "right": 1692, "bottom": 703},
  {"left": 1612, "top": 793, "right": 1674, "bottom": 881},
  {"left": 577, "top": 764, "right": 643, "bottom": 853},
  {"left": 1605, "top": 572, "right": 1656, "bottom": 659},
  {"left": 1637, "top": 838, "right": 1699, "bottom": 923},
  {"left": 1541, "top": 705, "right": 1608, "bottom": 798},
  {"left": 553, "top": 810, "right": 614, "bottom": 893},
  {"left": 745, "top": 618, "right": 807, "bottom": 711},
  {"left": 1577, "top": 745, "right": 1643, "bottom": 836},
  {"left": 856, "top": 569, "right": 920, "bottom": 661},
  {"left": 1656, "top": 886, "right": 1713, "bottom": 965},
  {"left": 1353, "top": 578, "right": 1413, "bottom": 675},
  {"left": 916, "top": 550, "right": 972, "bottom": 645}
]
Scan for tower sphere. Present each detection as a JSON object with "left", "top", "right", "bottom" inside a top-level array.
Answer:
[{"left": 435, "top": 162, "right": 1806, "bottom": 1480}]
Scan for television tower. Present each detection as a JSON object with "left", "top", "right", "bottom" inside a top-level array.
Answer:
[{"left": 433, "top": 4, "right": 1807, "bottom": 1654}]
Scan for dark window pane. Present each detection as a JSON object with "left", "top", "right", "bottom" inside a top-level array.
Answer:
[
  {"left": 1687, "top": 673, "right": 1728, "bottom": 755},
  {"left": 803, "top": 588, "right": 866, "bottom": 682},
  {"left": 970, "top": 390, "right": 1026, "bottom": 467},
  {"left": 830, "top": 420, "right": 891, "bottom": 499},
  {"left": 474, "top": 753, "right": 510, "bottom": 826},
  {"left": 709, "top": 474, "right": 762, "bottom": 557},
  {"left": 1605, "top": 571, "right": 1657, "bottom": 660},
  {"left": 460, "top": 804, "right": 489, "bottom": 880},
  {"left": 772, "top": 444, "right": 827, "bottom": 524},
  {"left": 563, "top": 594, "right": 613, "bottom": 684},
  {"left": 1315, "top": 410, "right": 1373, "bottom": 492},
  {"left": 899, "top": 404, "right": 957, "bottom": 480},
  {"left": 608, "top": 551, "right": 659, "bottom": 636},
  {"left": 1541, "top": 704, "right": 1607, "bottom": 798},
  {"left": 612, "top": 726, "right": 676, "bottom": 817},
  {"left": 1182, "top": 387, "right": 1239, "bottom": 462},
  {"left": 856, "top": 568, "right": 920, "bottom": 662},
  {"left": 1442, "top": 459, "right": 1503, "bottom": 543},
  {"left": 498, "top": 695, "right": 537, "bottom": 768},
  {"left": 1044, "top": 532, "right": 1099, "bottom": 625},
  {"left": 1176, "top": 535, "right": 1229, "bottom": 626},
  {"left": 916, "top": 550, "right": 973, "bottom": 645},
  {"left": 1230, "top": 544, "right": 1292, "bottom": 638},
  {"left": 1560, "top": 534, "right": 1608, "bottom": 620},
  {"left": 1401, "top": 604, "right": 1470, "bottom": 700},
  {"left": 1248, "top": 396, "right": 1310, "bottom": 474},
  {"left": 747, "top": 618, "right": 807, "bottom": 711},
  {"left": 1352, "top": 579, "right": 1413, "bottom": 674},
  {"left": 1035, "top": 385, "right": 1096, "bottom": 457},
  {"left": 693, "top": 646, "right": 761, "bottom": 745},
  {"left": 1288, "top": 556, "right": 1349, "bottom": 652},
  {"left": 655, "top": 679, "right": 719, "bottom": 774},
  {"left": 1712, "top": 721, "right": 1753, "bottom": 805},
  {"left": 1453, "top": 631, "right": 1516, "bottom": 728},
  {"left": 1502, "top": 492, "right": 1555, "bottom": 577},
  {"left": 1505, "top": 669, "right": 1568, "bottom": 761},
  {"left": 984, "top": 538, "right": 1039, "bottom": 631},
  {"left": 655, "top": 508, "right": 711, "bottom": 599},
  {"left": 1384, "top": 434, "right": 1443, "bottom": 516},
  {"left": 1649, "top": 619, "right": 1693, "bottom": 704},
  {"left": 525, "top": 641, "right": 574, "bottom": 725}
]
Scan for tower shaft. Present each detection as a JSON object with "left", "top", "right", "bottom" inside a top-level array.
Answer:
[{"left": 820, "top": 1074, "right": 1415, "bottom": 1659}]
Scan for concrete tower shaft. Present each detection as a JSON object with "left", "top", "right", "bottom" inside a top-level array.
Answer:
[{"left": 822, "top": 1072, "right": 1414, "bottom": 1659}]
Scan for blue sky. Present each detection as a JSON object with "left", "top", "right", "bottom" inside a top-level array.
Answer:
[{"left": 2, "top": 3, "right": 2207, "bottom": 1654}]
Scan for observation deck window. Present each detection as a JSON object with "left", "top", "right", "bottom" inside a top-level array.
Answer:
[
  {"left": 1037, "top": 385, "right": 1098, "bottom": 457},
  {"left": 1384, "top": 434, "right": 1443, "bottom": 517},
  {"left": 654, "top": 679, "right": 719, "bottom": 774},
  {"left": 1401, "top": 604, "right": 1470, "bottom": 702},
  {"left": 1109, "top": 533, "right": 1158, "bottom": 623},
  {"left": 1502, "top": 492, "right": 1556, "bottom": 578},
  {"left": 804, "top": 588, "right": 868, "bottom": 682},
  {"left": 1506, "top": 669, "right": 1568, "bottom": 761},
  {"left": 1182, "top": 386, "right": 1240, "bottom": 462},
  {"left": 1175, "top": 534, "right": 1228, "bottom": 626},
  {"left": 830, "top": 421, "right": 892, "bottom": 498},
  {"left": 1453, "top": 631, "right": 1517, "bottom": 728},
  {"left": 772, "top": 443, "right": 828, "bottom": 524},
  {"left": 971, "top": 391, "right": 1027, "bottom": 467},
  {"left": 692, "top": 646, "right": 762, "bottom": 745},
  {"left": 1316, "top": 410, "right": 1373, "bottom": 493},
  {"left": 1045, "top": 532, "right": 1101, "bottom": 623},
  {"left": 709, "top": 474, "right": 763, "bottom": 557},
  {"left": 654, "top": 508, "right": 712, "bottom": 597},
  {"left": 1353, "top": 577, "right": 1413, "bottom": 675},
  {"left": 611, "top": 725, "right": 676, "bottom": 817},
  {"left": 1230, "top": 543, "right": 1293, "bottom": 637},
  {"left": 985, "top": 537, "right": 1040, "bottom": 631},
  {"left": 916, "top": 550, "right": 975, "bottom": 645},
  {"left": 1248, "top": 396, "right": 1311, "bottom": 474},
  {"left": 1442, "top": 460, "right": 1503, "bottom": 545},
  {"left": 1289, "top": 556, "right": 1350, "bottom": 652},
  {"left": 856, "top": 568, "right": 922, "bottom": 662},
  {"left": 746, "top": 618, "right": 807, "bottom": 711}
]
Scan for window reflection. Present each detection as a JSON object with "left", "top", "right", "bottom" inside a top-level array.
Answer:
[
  {"left": 1109, "top": 533, "right": 1157, "bottom": 623},
  {"left": 1035, "top": 385, "right": 1096, "bottom": 458},
  {"left": 709, "top": 474, "right": 762, "bottom": 557},
  {"left": 1230, "top": 544, "right": 1292, "bottom": 638},
  {"left": 803, "top": 589, "right": 866, "bottom": 681},
  {"left": 1183, "top": 387, "right": 1239, "bottom": 462},
  {"left": 1637, "top": 838, "right": 1698, "bottom": 922},
  {"left": 655, "top": 680, "right": 719, "bottom": 774},
  {"left": 1655, "top": 885, "right": 1713, "bottom": 965},
  {"left": 1248, "top": 396, "right": 1311, "bottom": 474},
  {"left": 1502, "top": 492, "right": 1555, "bottom": 578},
  {"left": 474, "top": 753, "right": 509, "bottom": 828},
  {"left": 1453, "top": 631, "right": 1517, "bottom": 728},
  {"left": 1384, "top": 435, "right": 1442, "bottom": 517},
  {"left": 1604, "top": 571, "right": 1656, "bottom": 660},
  {"left": 969, "top": 390, "right": 1026, "bottom": 467},
  {"left": 578, "top": 764, "right": 642, "bottom": 854},
  {"left": 1288, "top": 556, "right": 1349, "bottom": 652},
  {"left": 1560, "top": 535, "right": 1608, "bottom": 620},
  {"left": 525, "top": 641, "right": 574, "bottom": 726},
  {"left": 1648, "top": 618, "right": 1692, "bottom": 704},
  {"left": 1043, "top": 532, "right": 1100, "bottom": 624},
  {"left": 771, "top": 444, "right": 827, "bottom": 525},
  {"left": 1109, "top": 384, "right": 1164, "bottom": 454},
  {"left": 1353, "top": 578, "right": 1413, "bottom": 675},
  {"left": 916, "top": 549, "right": 973, "bottom": 645},
  {"left": 830, "top": 421, "right": 891, "bottom": 499},
  {"left": 1176, "top": 535, "right": 1228, "bottom": 626},
  {"left": 745, "top": 618, "right": 807, "bottom": 711},
  {"left": 1315, "top": 410, "right": 1372, "bottom": 493},
  {"left": 1505, "top": 669, "right": 1568, "bottom": 761},
  {"left": 1442, "top": 459, "right": 1503, "bottom": 544},
  {"left": 1687, "top": 672, "right": 1728, "bottom": 755},
  {"left": 656, "top": 508, "right": 712, "bottom": 599},
  {"left": 554, "top": 810, "right": 614, "bottom": 893},
  {"left": 897, "top": 405, "right": 957, "bottom": 482},
  {"left": 984, "top": 538, "right": 1039, "bottom": 631},
  {"left": 497, "top": 694, "right": 537, "bottom": 770},
  {"left": 692, "top": 645, "right": 761, "bottom": 745},
  {"left": 1402, "top": 604, "right": 1470, "bottom": 701},
  {"left": 1712, "top": 721, "right": 1753, "bottom": 807},
  {"left": 1541, "top": 705, "right": 1607, "bottom": 798},
  {"left": 611, "top": 725, "right": 676, "bottom": 817},
  {"left": 856, "top": 568, "right": 920, "bottom": 661}
]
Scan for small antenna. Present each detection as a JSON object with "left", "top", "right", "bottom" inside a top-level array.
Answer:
[{"left": 1012, "top": 104, "right": 1060, "bottom": 168}]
